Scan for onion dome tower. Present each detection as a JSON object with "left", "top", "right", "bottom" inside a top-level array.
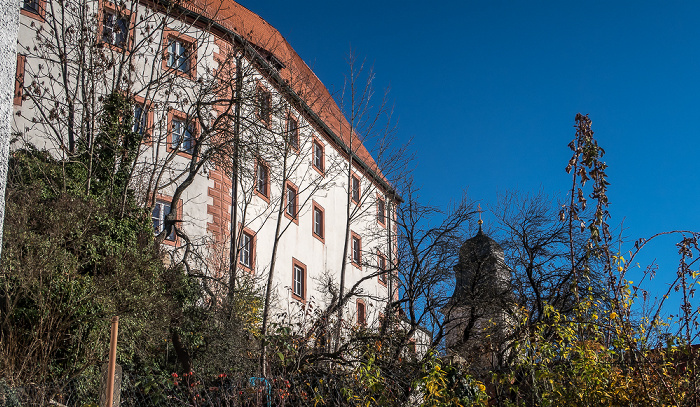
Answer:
[{"left": 443, "top": 206, "right": 513, "bottom": 371}]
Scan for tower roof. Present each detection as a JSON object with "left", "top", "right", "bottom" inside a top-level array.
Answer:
[{"left": 448, "top": 228, "right": 507, "bottom": 305}]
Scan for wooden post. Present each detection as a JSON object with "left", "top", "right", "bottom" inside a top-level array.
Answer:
[{"left": 105, "top": 316, "right": 119, "bottom": 407}]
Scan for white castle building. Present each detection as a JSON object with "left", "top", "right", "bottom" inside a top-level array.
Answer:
[{"left": 13, "top": 0, "right": 399, "bottom": 331}]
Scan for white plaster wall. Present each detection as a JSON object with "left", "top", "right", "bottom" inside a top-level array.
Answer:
[{"left": 14, "top": 0, "right": 397, "bottom": 332}]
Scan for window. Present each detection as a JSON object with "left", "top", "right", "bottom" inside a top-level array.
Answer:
[
  {"left": 14, "top": 54, "right": 25, "bottom": 106},
  {"left": 287, "top": 118, "right": 299, "bottom": 150},
  {"left": 22, "top": 0, "right": 40, "bottom": 13},
  {"left": 163, "top": 31, "right": 197, "bottom": 77},
  {"left": 378, "top": 252, "right": 387, "bottom": 285},
  {"left": 285, "top": 182, "right": 298, "bottom": 221},
  {"left": 377, "top": 198, "right": 386, "bottom": 225},
  {"left": 312, "top": 201, "right": 324, "bottom": 242},
  {"left": 356, "top": 300, "right": 366, "bottom": 326},
  {"left": 351, "top": 175, "right": 361, "bottom": 203},
  {"left": 351, "top": 232, "right": 362, "bottom": 267},
  {"left": 312, "top": 139, "right": 324, "bottom": 173},
  {"left": 133, "top": 103, "right": 147, "bottom": 135},
  {"left": 256, "top": 160, "right": 269, "bottom": 199},
  {"left": 239, "top": 231, "right": 254, "bottom": 269},
  {"left": 171, "top": 117, "right": 194, "bottom": 154},
  {"left": 102, "top": 8, "right": 130, "bottom": 49},
  {"left": 21, "top": 0, "right": 44, "bottom": 19},
  {"left": 256, "top": 86, "right": 271, "bottom": 123},
  {"left": 167, "top": 39, "right": 191, "bottom": 73},
  {"left": 152, "top": 200, "right": 176, "bottom": 242},
  {"left": 292, "top": 259, "right": 306, "bottom": 301}
]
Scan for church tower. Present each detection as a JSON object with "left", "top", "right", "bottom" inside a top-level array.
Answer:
[{"left": 443, "top": 210, "right": 514, "bottom": 371}]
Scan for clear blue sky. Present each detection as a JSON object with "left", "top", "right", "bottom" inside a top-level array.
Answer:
[{"left": 242, "top": 1, "right": 700, "bottom": 314}]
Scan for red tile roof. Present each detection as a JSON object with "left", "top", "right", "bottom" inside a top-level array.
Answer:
[{"left": 180, "top": 0, "right": 389, "bottom": 190}]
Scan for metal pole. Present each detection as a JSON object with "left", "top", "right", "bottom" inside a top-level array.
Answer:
[{"left": 106, "top": 316, "right": 119, "bottom": 407}]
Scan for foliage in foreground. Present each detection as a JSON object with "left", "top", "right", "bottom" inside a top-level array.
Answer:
[{"left": 3, "top": 108, "right": 700, "bottom": 406}]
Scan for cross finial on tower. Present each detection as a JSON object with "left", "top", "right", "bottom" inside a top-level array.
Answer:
[{"left": 477, "top": 204, "right": 483, "bottom": 228}]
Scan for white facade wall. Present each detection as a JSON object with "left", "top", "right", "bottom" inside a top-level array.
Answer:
[{"left": 13, "top": 0, "right": 396, "bottom": 330}]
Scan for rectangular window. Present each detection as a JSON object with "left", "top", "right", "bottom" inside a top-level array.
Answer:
[
  {"left": 287, "top": 118, "right": 299, "bottom": 150},
  {"left": 14, "top": 54, "right": 25, "bottom": 106},
  {"left": 313, "top": 140, "right": 324, "bottom": 172},
  {"left": 102, "top": 9, "right": 129, "bottom": 49},
  {"left": 133, "top": 103, "right": 147, "bottom": 135},
  {"left": 357, "top": 300, "right": 366, "bottom": 326},
  {"left": 152, "top": 200, "right": 176, "bottom": 241},
  {"left": 257, "top": 87, "right": 271, "bottom": 123},
  {"left": 291, "top": 258, "right": 306, "bottom": 301},
  {"left": 22, "top": 0, "right": 41, "bottom": 14},
  {"left": 286, "top": 184, "right": 297, "bottom": 219},
  {"left": 293, "top": 264, "right": 304, "bottom": 299},
  {"left": 171, "top": 118, "right": 194, "bottom": 154},
  {"left": 167, "top": 38, "right": 191, "bottom": 73},
  {"left": 20, "top": 0, "right": 44, "bottom": 19},
  {"left": 351, "top": 233, "right": 361, "bottom": 266},
  {"left": 313, "top": 206, "right": 323, "bottom": 239},
  {"left": 256, "top": 161, "right": 269, "bottom": 198},
  {"left": 377, "top": 198, "right": 386, "bottom": 225},
  {"left": 351, "top": 176, "right": 361, "bottom": 203},
  {"left": 239, "top": 232, "right": 253, "bottom": 269},
  {"left": 378, "top": 253, "right": 387, "bottom": 285},
  {"left": 163, "top": 31, "right": 197, "bottom": 78}
]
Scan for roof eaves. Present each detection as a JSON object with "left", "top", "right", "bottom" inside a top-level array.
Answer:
[{"left": 168, "top": 1, "right": 403, "bottom": 203}]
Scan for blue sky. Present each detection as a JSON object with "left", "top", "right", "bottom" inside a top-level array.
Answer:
[{"left": 242, "top": 1, "right": 700, "bottom": 314}]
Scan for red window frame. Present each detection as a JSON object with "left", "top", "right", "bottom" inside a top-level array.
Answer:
[
  {"left": 238, "top": 224, "right": 256, "bottom": 274},
  {"left": 133, "top": 95, "right": 154, "bottom": 140},
  {"left": 351, "top": 174, "right": 361, "bottom": 204},
  {"left": 20, "top": 0, "right": 46, "bottom": 21},
  {"left": 98, "top": 1, "right": 135, "bottom": 52},
  {"left": 152, "top": 194, "right": 182, "bottom": 247},
  {"left": 356, "top": 299, "right": 367, "bottom": 326},
  {"left": 14, "top": 54, "right": 25, "bottom": 106},
  {"left": 351, "top": 231, "right": 362, "bottom": 269},
  {"left": 254, "top": 159, "right": 271, "bottom": 203},
  {"left": 312, "top": 136, "right": 325, "bottom": 175},
  {"left": 291, "top": 257, "right": 307, "bottom": 302},
  {"left": 284, "top": 181, "right": 299, "bottom": 224},
  {"left": 377, "top": 195, "right": 386, "bottom": 226},
  {"left": 167, "top": 108, "right": 198, "bottom": 158},
  {"left": 256, "top": 84, "right": 271, "bottom": 125},
  {"left": 312, "top": 200, "right": 325, "bottom": 243},
  {"left": 162, "top": 29, "right": 198, "bottom": 79},
  {"left": 377, "top": 251, "right": 387, "bottom": 286},
  {"left": 287, "top": 115, "right": 300, "bottom": 152}
]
